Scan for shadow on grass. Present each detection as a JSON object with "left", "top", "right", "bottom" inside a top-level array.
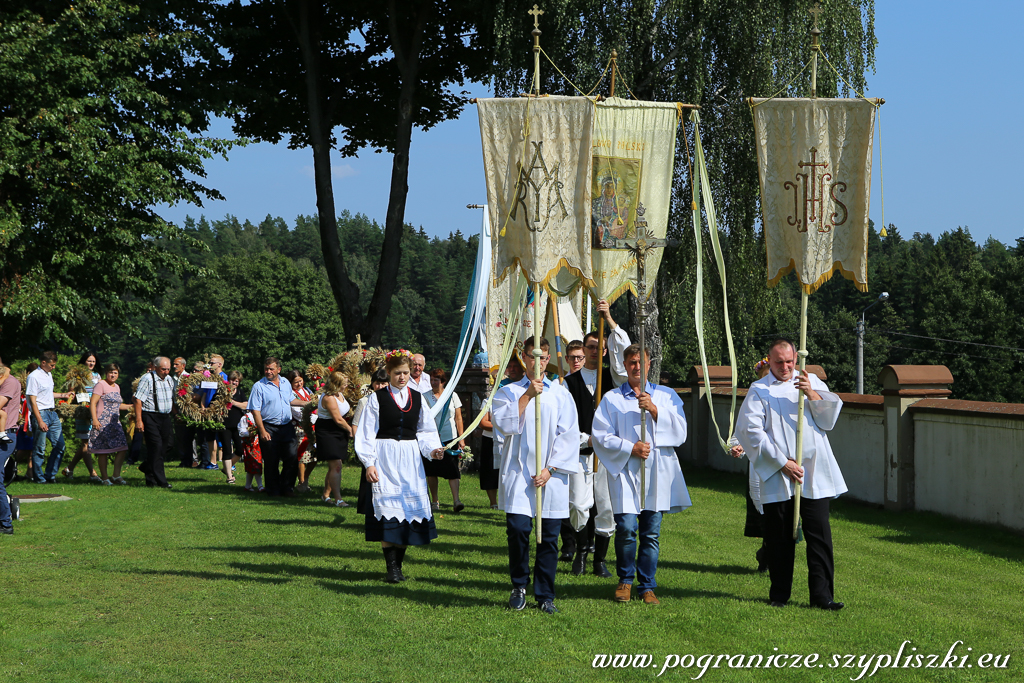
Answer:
[
  {"left": 658, "top": 560, "right": 762, "bottom": 576},
  {"left": 684, "top": 464, "right": 1024, "bottom": 563},
  {"left": 128, "top": 568, "right": 291, "bottom": 585}
]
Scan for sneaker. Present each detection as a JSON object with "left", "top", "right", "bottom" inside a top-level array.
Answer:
[
  {"left": 243, "top": 485, "right": 254, "bottom": 492},
  {"left": 538, "top": 600, "right": 559, "bottom": 615},
  {"left": 10, "top": 497, "right": 19, "bottom": 521},
  {"left": 508, "top": 587, "right": 527, "bottom": 610},
  {"left": 202, "top": 463, "right": 219, "bottom": 470},
  {"left": 0, "top": 527, "right": 12, "bottom": 535},
  {"left": 0, "top": 433, "right": 12, "bottom": 444}
]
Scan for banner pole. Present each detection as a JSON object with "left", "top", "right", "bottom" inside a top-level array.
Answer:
[
  {"left": 793, "top": 289, "right": 809, "bottom": 539},
  {"left": 532, "top": 286, "right": 544, "bottom": 544}
]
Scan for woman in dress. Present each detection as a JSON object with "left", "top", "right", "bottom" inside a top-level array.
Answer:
[
  {"left": 63, "top": 352, "right": 102, "bottom": 481},
  {"left": 88, "top": 363, "right": 132, "bottom": 485},
  {"left": 220, "top": 371, "right": 247, "bottom": 485},
  {"left": 355, "top": 351, "right": 444, "bottom": 583},
  {"left": 423, "top": 368, "right": 467, "bottom": 512},
  {"left": 316, "top": 371, "right": 355, "bottom": 507},
  {"left": 353, "top": 369, "right": 389, "bottom": 516},
  {"left": 287, "top": 370, "right": 317, "bottom": 493}
]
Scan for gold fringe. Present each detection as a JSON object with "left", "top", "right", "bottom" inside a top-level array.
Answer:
[
  {"left": 766, "top": 259, "right": 868, "bottom": 294},
  {"left": 492, "top": 257, "right": 596, "bottom": 292}
]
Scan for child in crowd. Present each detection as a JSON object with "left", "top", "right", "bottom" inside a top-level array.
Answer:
[{"left": 240, "top": 412, "right": 264, "bottom": 492}]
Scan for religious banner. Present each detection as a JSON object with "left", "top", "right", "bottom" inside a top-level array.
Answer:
[
  {"left": 590, "top": 97, "right": 679, "bottom": 302},
  {"left": 477, "top": 96, "right": 595, "bottom": 289},
  {"left": 486, "top": 270, "right": 544, "bottom": 373},
  {"left": 750, "top": 97, "right": 877, "bottom": 293}
]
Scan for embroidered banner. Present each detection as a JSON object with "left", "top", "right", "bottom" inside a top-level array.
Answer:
[
  {"left": 750, "top": 98, "right": 876, "bottom": 293},
  {"left": 590, "top": 97, "right": 679, "bottom": 302},
  {"left": 477, "top": 96, "right": 595, "bottom": 289}
]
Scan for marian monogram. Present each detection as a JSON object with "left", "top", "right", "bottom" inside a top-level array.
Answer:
[
  {"left": 510, "top": 141, "right": 570, "bottom": 232},
  {"left": 784, "top": 147, "right": 848, "bottom": 233}
]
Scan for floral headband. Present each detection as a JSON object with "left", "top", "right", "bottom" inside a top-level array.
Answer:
[
  {"left": 753, "top": 357, "right": 770, "bottom": 374},
  {"left": 385, "top": 349, "right": 412, "bottom": 362}
]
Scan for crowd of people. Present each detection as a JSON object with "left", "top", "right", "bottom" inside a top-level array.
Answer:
[{"left": 0, "top": 303, "right": 849, "bottom": 613}]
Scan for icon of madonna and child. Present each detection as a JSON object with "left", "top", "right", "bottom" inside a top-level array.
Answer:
[{"left": 591, "top": 156, "right": 641, "bottom": 248}]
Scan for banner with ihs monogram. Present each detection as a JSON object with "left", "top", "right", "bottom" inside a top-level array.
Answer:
[
  {"left": 591, "top": 97, "right": 679, "bottom": 303},
  {"left": 751, "top": 98, "right": 876, "bottom": 293},
  {"left": 477, "top": 96, "right": 595, "bottom": 289}
]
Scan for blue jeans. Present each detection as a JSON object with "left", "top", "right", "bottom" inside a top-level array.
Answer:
[
  {"left": 506, "top": 514, "right": 562, "bottom": 603},
  {"left": 614, "top": 510, "right": 663, "bottom": 593},
  {"left": 0, "top": 430, "right": 13, "bottom": 529},
  {"left": 32, "top": 409, "right": 66, "bottom": 483}
]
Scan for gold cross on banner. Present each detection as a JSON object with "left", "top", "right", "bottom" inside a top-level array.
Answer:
[
  {"left": 351, "top": 334, "right": 366, "bottom": 353},
  {"left": 528, "top": 4, "right": 544, "bottom": 30}
]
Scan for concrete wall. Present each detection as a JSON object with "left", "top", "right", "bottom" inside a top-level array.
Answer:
[
  {"left": 829, "top": 403, "right": 886, "bottom": 505},
  {"left": 913, "top": 410, "right": 1024, "bottom": 530}
]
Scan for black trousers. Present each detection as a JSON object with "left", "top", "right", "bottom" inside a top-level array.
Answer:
[
  {"left": 141, "top": 412, "right": 172, "bottom": 487},
  {"left": 262, "top": 423, "right": 297, "bottom": 495},
  {"left": 507, "top": 513, "right": 561, "bottom": 603},
  {"left": 762, "top": 496, "right": 835, "bottom": 605}
]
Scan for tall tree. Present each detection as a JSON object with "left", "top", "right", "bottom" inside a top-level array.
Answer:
[
  {"left": 216, "top": 1, "right": 496, "bottom": 345},
  {"left": 0, "top": 0, "right": 232, "bottom": 356}
]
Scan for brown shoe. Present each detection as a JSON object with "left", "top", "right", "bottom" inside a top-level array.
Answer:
[
  {"left": 640, "top": 590, "right": 660, "bottom": 605},
  {"left": 614, "top": 583, "right": 632, "bottom": 602}
]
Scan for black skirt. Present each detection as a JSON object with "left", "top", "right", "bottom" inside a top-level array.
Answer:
[
  {"left": 315, "top": 418, "right": 348, "bottom": 461},
  {"left": 422, "top": 451, "right": 461, "bottom": 480},
  {"left": 365, "top": 514, "right": 437, "bottom": 545},
  {"left": 478, "top": 435, "right": 499, "bottom": 490}
]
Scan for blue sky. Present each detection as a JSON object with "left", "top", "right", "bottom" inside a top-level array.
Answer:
[{"left": 159, "top": 2, "right": 1024, "bottom": 247}]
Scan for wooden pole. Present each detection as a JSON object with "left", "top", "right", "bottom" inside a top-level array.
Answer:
[
  {"left": 610, "top": 49, "right": 617, "bottom": 98},
  {"left": 531, "top": 290, "right": 543, "bottom": 544},
  {"left": 551, "top": 295, "right": 565, "bottom": 383}
]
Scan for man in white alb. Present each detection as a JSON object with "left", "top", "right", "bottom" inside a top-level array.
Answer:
[{"left": 735, "top": 338, "right": 847, "bottom": 610}]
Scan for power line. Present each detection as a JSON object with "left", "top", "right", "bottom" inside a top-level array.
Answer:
[
  {"left": 887, "top": 345, "right": 1021, "bottom": 364},
  {"left": 873, "top": 329, "right": 1024, "bottom": 353}
]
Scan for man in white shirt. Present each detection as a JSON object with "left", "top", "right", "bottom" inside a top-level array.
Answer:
[
  {"left": 592, "top": 344, "right": 691, "bottom": 605},
  {"left": 735, "top": 338, "right": 847, "bottom": 610},
  {"left": 408, "top": 354, "right": 431, "bottom": 394},
  {"left": 561, "top": 299, "right": 629, "bottom": 577},
  {"left": 492, "top": 336, "right": 580, "bottom": 614},
  {"left": 26, "top": 351, "right": 71, "bottom": 483}
]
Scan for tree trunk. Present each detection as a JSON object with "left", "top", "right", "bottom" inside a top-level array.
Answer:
[
  {"left": 294, "top": 0, "right": 364, "bottom": 344},
  {"left": 627, "top": 285, "right": 662, "bottom": 384}
]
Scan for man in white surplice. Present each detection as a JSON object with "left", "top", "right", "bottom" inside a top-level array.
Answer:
[
  {"left": 735, "top": 338, "right": 847, "bottom": 610},
  {"left": 592, "top": 344, "right": 690, "bottom": 605},
  {"left": 492, "top": 336, "right": 580, "bottom": 615}
]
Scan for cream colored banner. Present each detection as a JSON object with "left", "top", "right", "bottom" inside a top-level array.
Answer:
[
  {"left": 750, "top": 98, "right": 876, "bottom": 293},
  {"left": 486, "top": 270, "right": 546, "bottom": 373},
  {"left": 591, "top": 97, "right": 679, "bottom": 303},
  {"left": 477, "top": 96, "right": 595, "bottom": 289}
]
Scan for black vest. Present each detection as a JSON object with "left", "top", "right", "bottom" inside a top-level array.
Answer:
[
  {"left": 565, "top": 367, "right": 615, "bottom": 449},
  {"left": 375, "top": 387, "right": 421, "bottom": 441}
]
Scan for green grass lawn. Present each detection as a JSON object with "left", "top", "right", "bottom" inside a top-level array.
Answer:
[{"left": 2, "top": 462, "right": 1021, "bottom": 682}]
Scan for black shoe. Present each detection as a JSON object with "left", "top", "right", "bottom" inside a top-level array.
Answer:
[
  {"left": 769, "top": 600, "right": 787, "bottom": 607},
  {"left": 10, "top": 497, "right": 19, "bottom": 521},
  {"left": 383, "top": 547, "right": 402, "bottom": 584},
  {"left": 812, "top": 600, "right": 844, "bottom": 611},
  {"left": 755, "top": 544, "right": 768, "bottom": 573},
  {"left": 558, "top": 549, "right": 574, "bottom": 563},
  {"left": 537, "top": 600, "right": 559, "bottom": 615},
  {"left": 395, "top": 546, "right": 408, "bottom": 582},
  {"left": 160, "top": 483, "right": 173, "bottom": 489},
  {"left": 571, "top": 549, "right": 589, "bottom": 576},
  {"left": 0, "top": 527, "right": 12, "bottom": 535},
  {"left": 592, "top": 535, "right": 612, "bottom": 577},
  {"left": 508, "top": 587, "right": 527, "bottom": 610}
]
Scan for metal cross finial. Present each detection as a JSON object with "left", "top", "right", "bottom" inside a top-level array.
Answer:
[
  {"left": 351, "top": 334, "right": 366, "bottom": 353},
  {"left": 809, "top": 2, "right": 822, "bottom": 32},
  {"left": 528, "top": 4, "right": 544, "bottom": 30}
]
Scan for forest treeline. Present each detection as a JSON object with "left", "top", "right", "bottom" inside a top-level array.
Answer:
[{"left": 90, "top": 214, "right": 1024, "bottom": 403}]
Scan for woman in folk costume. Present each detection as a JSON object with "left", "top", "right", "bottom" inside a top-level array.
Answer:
[{"left": 355, "top": 350, "right": 444, "bottom": 583}]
